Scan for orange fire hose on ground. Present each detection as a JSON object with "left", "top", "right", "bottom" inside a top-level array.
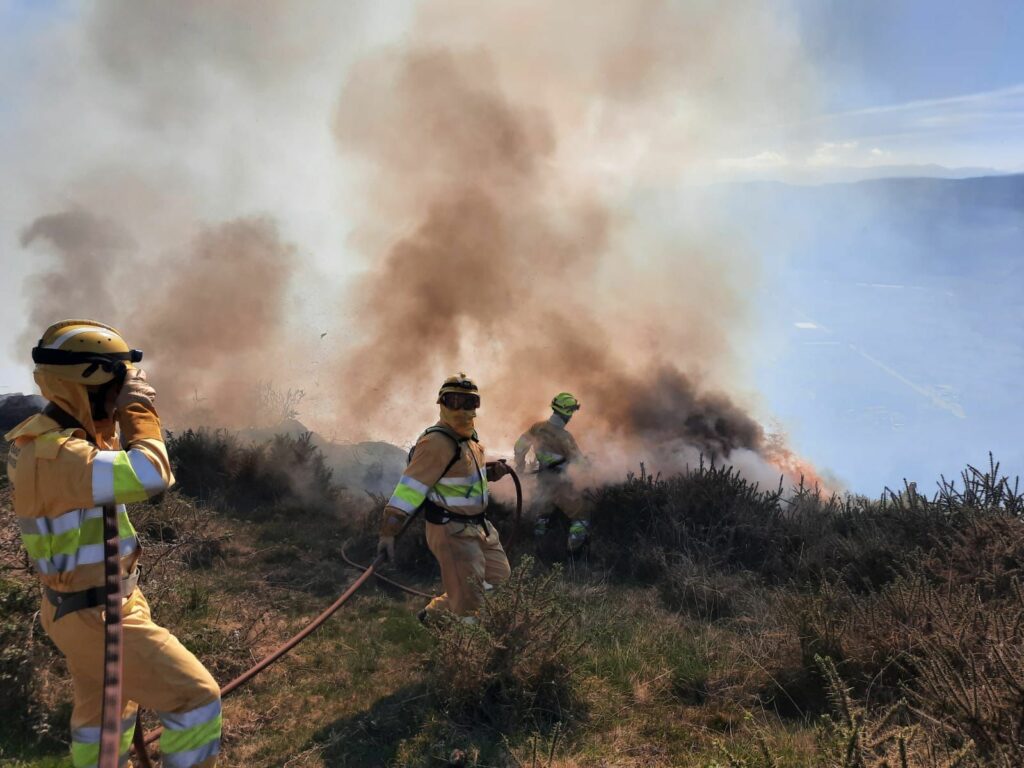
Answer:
[
  {"left": 130, "top": 466, "right": 523, "bottom": 762},
  {"left": 98, "top": 504, "right": 124, "bottom": 768}
]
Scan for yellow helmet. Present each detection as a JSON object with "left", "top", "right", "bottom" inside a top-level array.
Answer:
[
  {"left": 437, "top": 372, "right": 479, "bottom": 403},
  {"left": 32, "top": 319, "right": 142, "bottom": 386},
  {"left": 551, "top": 392, "right": 580, "bottom": 417}
]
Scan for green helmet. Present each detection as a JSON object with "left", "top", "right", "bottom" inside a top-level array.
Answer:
[{"left": 551, "top": 392, "right": 580, "bottom": 417}]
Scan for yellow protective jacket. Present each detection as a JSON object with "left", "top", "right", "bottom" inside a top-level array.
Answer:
[
  {"left": 514, "top": 414, "right": 582, "bottom": 472},
  {"left": 5, "top": 402, "right": 174, "bottom": 593},
  {"left": 381, "top": 421, "right": 504, "bottom": 534}
]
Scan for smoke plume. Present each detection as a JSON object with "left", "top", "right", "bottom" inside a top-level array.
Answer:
[
  {"left": 19, "top": 211, "right": 133, "bottom": 352},
  {"left": 19, "top": 210, "right": 301, "bottom": 427},
  {"left": 8, "top": 1, "right": 828, "bottom": 485},
  {"left": 330, "top": 2, "right": 822, "bottom": 484}
]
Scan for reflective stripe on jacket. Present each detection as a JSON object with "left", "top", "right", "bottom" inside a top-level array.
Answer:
[
  {"left": 385, "top": 421, "right": 498, "bottom": 523},
  {"left": 5, "top": 404, "right": 174, "bottom": 592}
]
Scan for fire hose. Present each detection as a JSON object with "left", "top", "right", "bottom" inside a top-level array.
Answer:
[
  {"left": 339, "top": 544, "right": 436, "bottom": 598},
  {"left": 98, "top": 504, "right": 124, "bottom": 768},
  {"left": 125, "top": 465, "right": 522, "bottom": 763}
]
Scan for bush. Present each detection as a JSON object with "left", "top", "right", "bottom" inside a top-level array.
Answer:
[
  {"left": 814, "top": 655, "right": 982, "bottom": 768},
  {"left": 588, "top": 456, "right": 1024, "bottom": 594},
  {"left": 0, "top": 578, "right": 62, "bottom": 749},
  {"left": 587, "top": 461, "right": 786, "bottom": 582},
  {"left": 427, "top": 557, "right": 582, "bottom": 729},
  {"left": 781, "top": 461, "right": 1024, "bottom": 763},
  {"left": 166, "top": 428, "right": 338, "bottom": 517},
  {"left": 659, "top": 557, "right": 758, "bottom": 621}
]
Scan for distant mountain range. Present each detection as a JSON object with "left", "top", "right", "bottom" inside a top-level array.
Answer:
[
  {"left": 755, "top": 164, "right": 1012, "bottom": 185},
  {"left": 0, "top": 393, "right": 46, "bottom": 434},
  {"left": 724, "top": 172, "right": 1024, "bottom": 279}
]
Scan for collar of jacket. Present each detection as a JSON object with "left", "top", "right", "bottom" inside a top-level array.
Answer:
[
  {"left": 548, "top": 413, "right": 569, "bottom": 429},
  {"left": 4, "top": 411, "right": 63, "bottom": 442}
]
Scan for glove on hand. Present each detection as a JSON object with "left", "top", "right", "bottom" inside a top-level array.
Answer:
[
  {"left": 380, "top": 511, "right": 407, "bottom": 538},
  {"left": 377, "top": 535, "right": 395, "bottom": 562},
  {"left": 115, "top": 369, "right": 157, "bottom": 412}
]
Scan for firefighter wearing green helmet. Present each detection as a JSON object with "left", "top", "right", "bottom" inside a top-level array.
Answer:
[{"left": 514, "top": 392, "right": 589, "bottom": 552}]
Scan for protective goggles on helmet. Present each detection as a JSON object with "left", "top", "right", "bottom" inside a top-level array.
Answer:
[
  {"left": 31, "top": 346, "right": 143, "bottom": 380},
  {"left": 440, "top": 392, "right": 480, "bottom": 411},
  {"left": 551, "top": 393, "right": 581, "bottom": 415},
  {"left": 440, "top": 376, "right": 477, "bottom": 391}
]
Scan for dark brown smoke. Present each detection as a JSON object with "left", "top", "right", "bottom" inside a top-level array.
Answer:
[
  {"left": 19, "top": 211, "right": 133, "bottom": 351},
  {"left": 12, "top": 2, "right": 825, "bottom": 484},
  {"left": 330, "top": 25, "right": 809, "bottom": 483},
  {"left": 135, "top": 217, "right": 298, "bottom": 426},
  {"left": 599, "top": 367, "right": 764, "bottom": 457},
  {"left": 18, "top": 211, "right": 301, "bottom": 428},
  {"left": 333, "top": 49, "right": 610, "bottom": 432}
]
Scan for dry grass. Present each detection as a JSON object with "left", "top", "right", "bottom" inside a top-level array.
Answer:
[{"left": 3, "top": 431, "right": 1023, "bottom": 767}]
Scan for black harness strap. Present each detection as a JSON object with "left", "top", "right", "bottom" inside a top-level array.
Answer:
[
  {"left": 45, "top": 570, "right": 139, "bottom": 621},
  {"left": 409, "top": 426, "right": 487, "bottom": 526},
  {"left": 43, "top": 403, "right": 96, "bottom": 443},
  {"left": 422, "top": 507, "right": 487, "bottom": 525}
]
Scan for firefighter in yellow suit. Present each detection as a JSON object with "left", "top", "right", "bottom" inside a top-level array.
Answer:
[
  {"left": 377, "top": 374, "right": 513, "bottom": 620},
  {"left": 5, "top": 320, "right": 221, "bottom": 768},
  {"left": 514, "top": 393, "right": 588, "bottom": 552}
]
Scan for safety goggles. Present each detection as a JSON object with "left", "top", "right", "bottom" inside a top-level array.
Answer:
[
  {"left": 32, "top": 347, "right": 143, "bottom": 379},
  {"left": 441, "top": 392, "right": 480, "bottom": 411}
]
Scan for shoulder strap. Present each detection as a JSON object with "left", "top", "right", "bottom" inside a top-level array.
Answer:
[
  {"left": 407, "top": 425, "right": 465, "bottom": 477},
  {"left": 422, "top": 426, "right": 465, "bottom": 477},
  {"left": 43, "top": 403, "right": 97, "bottom": 446}
]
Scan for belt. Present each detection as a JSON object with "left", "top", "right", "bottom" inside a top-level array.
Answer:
[
  {"left": 423, "top": 501, "right": 487, "bottom": 526},
  {"left": 539, "top": 459, "right": 568, "bottom": 474},
  {"left": 44, "top": 569, "right": 140, "bottom": 621}
]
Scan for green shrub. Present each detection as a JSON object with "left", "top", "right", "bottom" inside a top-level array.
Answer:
[
  {"left": 588, "top": 455, "right": 1024, "bottom": 594},
  {"left": 0, "top": 578, "right": 62, "bottom": 749},
  {"left": 166, "top": 428, "right": 338, "bottom": 517},
  {"left": 427, "top": 557, "right": 582, "bottom": 729}
]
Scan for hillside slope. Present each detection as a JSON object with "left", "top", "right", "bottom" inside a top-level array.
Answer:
[{"left": 2, "top": 431, "right": 1023, "bottom": 766}]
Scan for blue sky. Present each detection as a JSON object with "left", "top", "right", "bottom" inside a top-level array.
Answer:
[
  {"left": 714, "top": 0, "right": 1024, "bottom": 175},
  {"left": 797, "top": 1, "right": 1024, "bottom": 109}
]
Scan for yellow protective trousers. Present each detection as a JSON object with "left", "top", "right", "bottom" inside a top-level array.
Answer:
[
  {"left": 424, "top": 519, "right": 510, "bottom": 617},
  {"left": 536, "top": 474, "right": 585, "bottom": 521},
  {"left": 41, "top": 587, "right": 221, "bottom": 768}
]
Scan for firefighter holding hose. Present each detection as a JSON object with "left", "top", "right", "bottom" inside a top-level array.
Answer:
[
  {"left": 5, "top": 320, "right": 221, "bottom": 767},
  {"left": 377, "top": 373, "right": 513, "bottom": 621}
]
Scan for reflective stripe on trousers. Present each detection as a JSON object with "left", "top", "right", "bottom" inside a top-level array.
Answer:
[
  {"left": 71, "top": 714, "right": 136, "bottom": 768},
  {"left": 158, "top": 697, "right": 223, "bottom": 768}
]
